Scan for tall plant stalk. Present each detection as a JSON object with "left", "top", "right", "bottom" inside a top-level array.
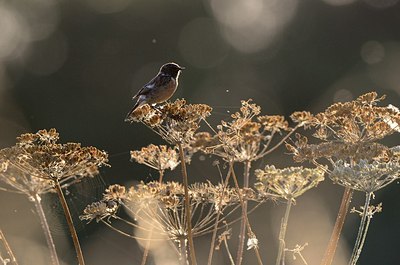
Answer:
[
  {"left": 236, "top": 160, "right": 251, "bottom": 265},
  {"left": 177, "top": 143, "right": 197, "bottom": 265},
  {"left": 207, "top": 166, "right": 232, "bottom": 265},
  {"left": 230, "top": 162, "right": 263, "bottom": 265},
  {"left": 348, "top": 192, "right": 372, "bottom": 265},
  {"left": 0, "top": 229, "right": 18, "bottom": 265},
  {"left": 275, "top": 199, "right": 293, "bottom": 265},
  {"left": 320, "top": 187, "right": 353, "bottom": 265},
  {"left": 53, "top": 178, "right": 85, "bottom": 265},
  {"left": 31, "top": 193, "right": 60, "bottom": 265}
]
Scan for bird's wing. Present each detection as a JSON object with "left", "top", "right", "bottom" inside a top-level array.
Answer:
[{"left": 131, "top": 76, "right": 157, "bottom": 100}]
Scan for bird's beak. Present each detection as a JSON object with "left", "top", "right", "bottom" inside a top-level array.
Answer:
[{"left": 178, "top": 66, "right": 185, "bottom": 70}]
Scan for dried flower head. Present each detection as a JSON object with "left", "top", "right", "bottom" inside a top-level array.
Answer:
[
  {"left": 125, "top": 99, "right": 212, "bottom": 144},
  {"left": 83, "top": 181, "right": 258, "bottom": 242},
  {"left": 329, "top": 160, "right": 400, "bottom": 193},
  {"left": 196, "top": 100, "right": 295, "bottom": 162},
  {"left": 130, "top": 144, "right": 179, "bottom": 173},
  {"left": 0, "top": 129, "right": 109, "bottom": 195},
  {"left": 80, "top": 200, "right": 119, "bottom": 223},
  {"left": 287, "top": 92, "right": 400, "bottom": 164},
  {"left": 255, "top": 165, "right": 325, "bottom": 201}
]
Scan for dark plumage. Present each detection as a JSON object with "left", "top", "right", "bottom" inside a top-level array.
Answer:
[{"left": 125, "top": 62, "right": 184, "bottom": 121}]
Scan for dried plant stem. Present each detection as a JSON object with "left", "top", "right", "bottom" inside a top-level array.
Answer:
[
  {"left": 348, "top": 192, "right": 372, "bottom": 265},
  {"left": 230, "top": 162, "right": 263, "bottom": 265},
  {"left": 179, "top": 238, "right": 189, "bottom": 265},
  {"left": 158, "top": 170, "right": 164, "bottom": 183},
  {"left": 177, "top": 143, "right": 197, "bottom": 265},
  {"left": 53, "top": 178, "right": 85, "bottom": 265},
  {"left": 0, "top": 229, "right": 18, "bottom": 265},
  {"left": 320, "top": 187, "right": 353, "bottom": 265},
  {"left": 236, "top": 160, "right": 250, "bottom": 265},
  {"left": 275, "top": 199, "right": 293, "bottom": 265},
  {"left": 207, "top": 166, "right": 232, "bottom": 265},
  {"left": 140, "top": 230, "right": 153, "bottom": 265},
  {"left": 224, "top": 237, "right": 235, "bottom": 265},
  {"left": 31, "top": 194, "right": 60, "bottom": 265}
]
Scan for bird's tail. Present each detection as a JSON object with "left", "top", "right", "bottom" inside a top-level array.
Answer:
[{"left": 124, "top": 99, "right": 143, "bottom": 122}]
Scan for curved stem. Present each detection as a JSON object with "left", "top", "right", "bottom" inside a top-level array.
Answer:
[
  {"left": 236, "top": 160, "right": 250, "bottom": 265},
  {"left": 53, "top": 178, "right": 85, "bottom": 265},
  {"left": 275, "top": 199, "right": 293, "bottom": 265},
  {"left": 0, "top": 229, "right": 19, "bottom": 265},
  {"left": 177, "top": 143, "right": 197, "bottom": 265},
  {"left": 31, "top": 194, "right": 60, "bottom": 265},
  {"left": 348, "top": 192, "right": 372, "bottom": 265},
  {"left": 320, "top": 187, "right": 353, "bottom": 265},
  {"left": 224, "top": 237, "right": 235, "bottom": 265}
]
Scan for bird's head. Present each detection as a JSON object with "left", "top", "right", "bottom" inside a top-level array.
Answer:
[{"left": 160, "top": 62, "right": 185, "bottom": 78}]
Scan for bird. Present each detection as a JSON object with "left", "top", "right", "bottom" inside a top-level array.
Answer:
[{"left": 125, "top": 62, "right": 185, "bottom": 121}]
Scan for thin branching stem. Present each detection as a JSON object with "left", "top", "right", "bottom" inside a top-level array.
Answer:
[
  {"left": 31, "top": 194, "right": 60, "bottom": 265},
  {"left": 230, "top": 162, "right": 263, "bottom": 265},
  {"left": 53, "top": 177, "right": 85, "bottom": 265},
  {"left": 236, "top": 160, "right": 250, "bottom": 265},
  {"left": 348, "top": 192, "right": 372, "bottom": 265},
  {"left": 275, "top": 199, "right": 293, "bottom": 265},
  {"left": 224, "top": 237, "right": 235, "bottom": 265},
  {"left": 320, "top": 187, "right": 353, "bottom": 265},
  {"left": 0, "top": 229, "right": 18, "bottom": 265},
  {"left": 177, "top": 143, "right": 197, "bottom": 265},
  {"left": 207, "top": 164, "right": 233, "bottom": 265}
]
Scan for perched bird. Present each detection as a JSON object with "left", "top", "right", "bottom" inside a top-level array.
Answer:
[{"left": 125, "top": 62, "right": 185, "bottom": 121}]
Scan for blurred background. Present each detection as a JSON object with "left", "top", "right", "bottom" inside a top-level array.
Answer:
[{"left": 0, "top": 0, "right": 400, "bottom": 264}]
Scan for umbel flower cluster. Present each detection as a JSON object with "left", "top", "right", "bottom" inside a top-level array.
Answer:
[
  {"left": 0, "top": 128, "right": 109, "bottom": 195},
  {"left": 191, "top": 99, "right": 299, "bottom": 162},
  {"left": 125, "top": 99, "right": 212, "bottom": 144},
  {"left": 81, "top": 181, "right": 259, "bottom": 241}
]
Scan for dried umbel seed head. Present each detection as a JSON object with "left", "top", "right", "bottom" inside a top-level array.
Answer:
[
  {"left": 329, "top": 160, "right": 400, "bottom": 193},
  {"left": 130, "top": 144, "right": 179, "bottom": 172},
  {"left": 0, "top": 129, "right": 109, "bottom": 195},
  {"left": 311, "top": 92, "right": 399, "bottom": 143},
  {"left": 204, "top": 99, "right": 295, "bottom": 162},
  {"left": 80, "top": 200, "right": 119, "bottom": 223},
  {"left": 286, "top": 133, "right": 393, "bottom": 163},
  {"left": 286, "top": 92, "right": 400, "bottom": 164},
  {"left": 126, "top": 99, "right": 212, "bottom": 144},
  {"left": 103, "top": 184, "right": 126, "bottom": 201},
  {"left": 255, "top": 165, "right": 325, "bottom": 201},
  {"left": 257, "top": 115, "right": 290, "bottom": 132}
]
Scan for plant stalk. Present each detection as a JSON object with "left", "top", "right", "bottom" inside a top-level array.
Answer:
[
  {"left": 320, "top": 187, "right": 353, "bottom": 265},
  {"left": 179, "top": 238, "right": 189, "bottom": 265},
  {"left": 275, "top": 199, "right": 293, "bottom": 265},
  {"left": 31, "top": 194, "right": 60, "bottom": 265},
  {"left": 207, "top": 165, "right": 233, "bottom": 265},
  {"left": 236, "top": 160, "right": 250, "bottom": 265},
  {"left": 0, "top": 229, "right": 19, "bottom": 265},
  {"left": 177, "top": 143, "right": 197, "bottom": 265},
  {"left": 348, "top": 192, "right": 372, "bottom": 265},
  {"left": 53, "top": 178, "right": 85, "bottom": 265},
  {"left": 230, "top": 162, "right": 263, "bottom": 265}
]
